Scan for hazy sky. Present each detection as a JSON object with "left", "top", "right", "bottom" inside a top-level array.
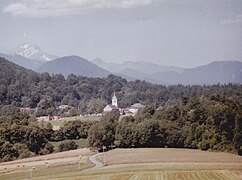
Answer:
[{"left": 0, "top": 0, "right": 242, "bottom": 68}]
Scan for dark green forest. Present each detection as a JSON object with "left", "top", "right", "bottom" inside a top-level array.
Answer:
[
  {"left": 0, "top": 57, "right": 242, "bottom": 162},
  {"left": 0, "top": 114, "right": 96, "bottom": 162},
  {"left": 89, "top": 96, "right": 242, "bottom": 154},
  {"left": 0, "top": 57, "right": 242, "bottom": 116}
]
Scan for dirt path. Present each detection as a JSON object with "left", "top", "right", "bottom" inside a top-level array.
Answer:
[{"left": 88, "top": 153, "right": 104, "bottom": 169}]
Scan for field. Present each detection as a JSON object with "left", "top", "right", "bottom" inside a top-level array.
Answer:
[
  {"left": 76, "top": 148, "right": 242, "bottom": 180},
  {"left": 104, "top": 148, "right": 242, "bottom": 165},
  {"left": 73, "top": 170, "right": 241, "bottom": 180},
  {"left": 0, "top": 148, "right": 95, "bottom": 180},
  {"left": 0, "top": 148, "right": 241, "bottom": 179},
  {"left": 40, "top": 116, "right": 100, "bottom": 130}
]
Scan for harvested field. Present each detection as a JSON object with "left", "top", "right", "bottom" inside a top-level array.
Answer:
[
  {"left": 104, "top": 148, "right": 242, "bottom": 165},
  {"left": 0, "top": 148, "right": 92, "bottom": 166},
  {"left": 1, "top": 148, "right": 242, "bottom": 179},
  {"left": 0, "top": 148, "right": 95, "bottom": 180},
  {"left": 76, "top": 148, "right": 242, "bottom": 180},
  {"left": 77, "top": 170, "right": 240, "bottom": 180}
]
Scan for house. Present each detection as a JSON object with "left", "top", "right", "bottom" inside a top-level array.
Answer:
[
  {"left": 20, "top": 107, "right": 31, "bottom": 113},
  {"left": 122, "top": 108, "right": 133, "bottom": 115},
  {"left": 103, "top": 104, "right": 119, "bottom": 113},
  {"left": 129, "top": 103, "right": 144, "bottom": 114},
  {"left": 58, "top": 105, "right": 71, "bottom": 109},
  {"left": 156, "top": 106, "right": 164, "bottom": 111}
]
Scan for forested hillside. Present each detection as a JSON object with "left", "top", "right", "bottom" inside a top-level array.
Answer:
[{"left": 0, "top": 57, "right": 242, "bottom": 116}]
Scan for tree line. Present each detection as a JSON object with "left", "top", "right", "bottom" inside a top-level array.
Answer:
[
  {"left": 88, "top": 95, "right": 242, "bottom": 154},
  {"left": 0, "top": 113, "right": 97, "bottom": 162}
]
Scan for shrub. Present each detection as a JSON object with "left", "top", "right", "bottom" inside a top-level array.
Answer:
[
  {"left": 58, "top": 140, "right": 78, "bottom": 152},
  {"left": 39, "top": 142, "right": 54, "bottom": 155},
  {"left": 199, "top": 141, "right": 210, "bottom": 151}
]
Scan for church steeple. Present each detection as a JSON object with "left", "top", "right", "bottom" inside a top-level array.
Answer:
[{"left": 112, "top": 91, "right": 118, "bottom": 107}]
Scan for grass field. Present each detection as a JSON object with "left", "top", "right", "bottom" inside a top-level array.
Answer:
[
  {"left": 48, "top": 116, "right": 100, "bottom": 127},
  {"left": 1, "top": 148, "right": 241, "bottom": 180}
]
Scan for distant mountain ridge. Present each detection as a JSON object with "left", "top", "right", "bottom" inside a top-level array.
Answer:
[
  {"left": 91, "top": 58, "right": 183, "bottom": 84},
  {"left": 92, "top": 58, "right": 242, "bottom": 85},
  {"left": 37, "top": 55, "right": 110, "bottom": 78},
  {"left": 153, "top": 61, "right": 242, "bottom": 85},
  {"left": 117, "top": 68, "right": 162, "bottom": 84},
  {"left": 91, "top": 58, "right": 184, "bottom": 74}
]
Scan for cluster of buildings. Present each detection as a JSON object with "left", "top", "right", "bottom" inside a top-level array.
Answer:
[
  {"left": 21, "top": 92, "right": 145, "bottom": 122},
  {"left": 103, "top": 92, "right": 144, "bottom": 115}
]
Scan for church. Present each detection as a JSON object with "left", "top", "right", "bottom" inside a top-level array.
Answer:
[{"left": 103, "top": 92, "right": 119, "bottom": 113}]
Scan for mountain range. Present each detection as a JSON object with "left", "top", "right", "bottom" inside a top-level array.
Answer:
[
  {"left": 92, "top": 58, "right": 242, "bottom": 85},
  {"left": 91, "top": 58, "right": 184, "bottom": 83},
  {"left": 151, "top": 61, "right": 242, "bottom": 85},
  {"left": 0, "top": 43, "right": 242, "bottom": 85}
]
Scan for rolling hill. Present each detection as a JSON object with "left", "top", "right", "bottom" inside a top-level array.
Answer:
[{"left": 37, "top": 55, "right": 110, "bottom": 78}]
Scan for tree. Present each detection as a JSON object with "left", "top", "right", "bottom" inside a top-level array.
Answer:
[
  {"left": 36, "top": 96, "right": 56, "bottom": 116},
  {"left": 133, "top": 119, "right": 164, "bottom": 147},
  {"left": 88, "top": 123, "right": 105, "bottom": 148},
  {"left": 115, "top": 116, "right": 135, "bottom": 147},
  {"left": 87, "top": 98, "right": 107, "bottom": 114},
  {"left": 234, "top": 110, "right": 242, "bottom": 151},
  {"left": 25, "top": 125, "right": 48, "bottom": 154},
  {"left": 60, "top": 120, "right": 97, "bottom": 140},
  {"left": 88, "top": 110, "right": 120, "bottom": 149}
]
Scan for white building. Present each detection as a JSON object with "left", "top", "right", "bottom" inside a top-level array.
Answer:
[{"left": 129, "top": 103, "right": 144, "bottom": 114}]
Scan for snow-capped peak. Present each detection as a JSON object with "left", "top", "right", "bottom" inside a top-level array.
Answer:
[
  {"left": 14, "top": 43, "right": 40, "bottom": 58},
  {"left": 13, "top": 42, "right": 57, "bottom": 61}
]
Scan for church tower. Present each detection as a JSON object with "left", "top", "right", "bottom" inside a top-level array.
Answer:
[{"left": 112, "top": 91, "right": 118, "bottom": 107}]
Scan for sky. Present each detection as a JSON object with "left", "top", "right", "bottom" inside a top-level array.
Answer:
[{"left": 0, "top": 0, "right": 242, "bottom": 68}]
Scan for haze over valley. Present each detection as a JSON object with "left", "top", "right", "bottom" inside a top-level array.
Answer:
[{"left": 1, "top": 42, "right": 242, "bottom": 85}]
